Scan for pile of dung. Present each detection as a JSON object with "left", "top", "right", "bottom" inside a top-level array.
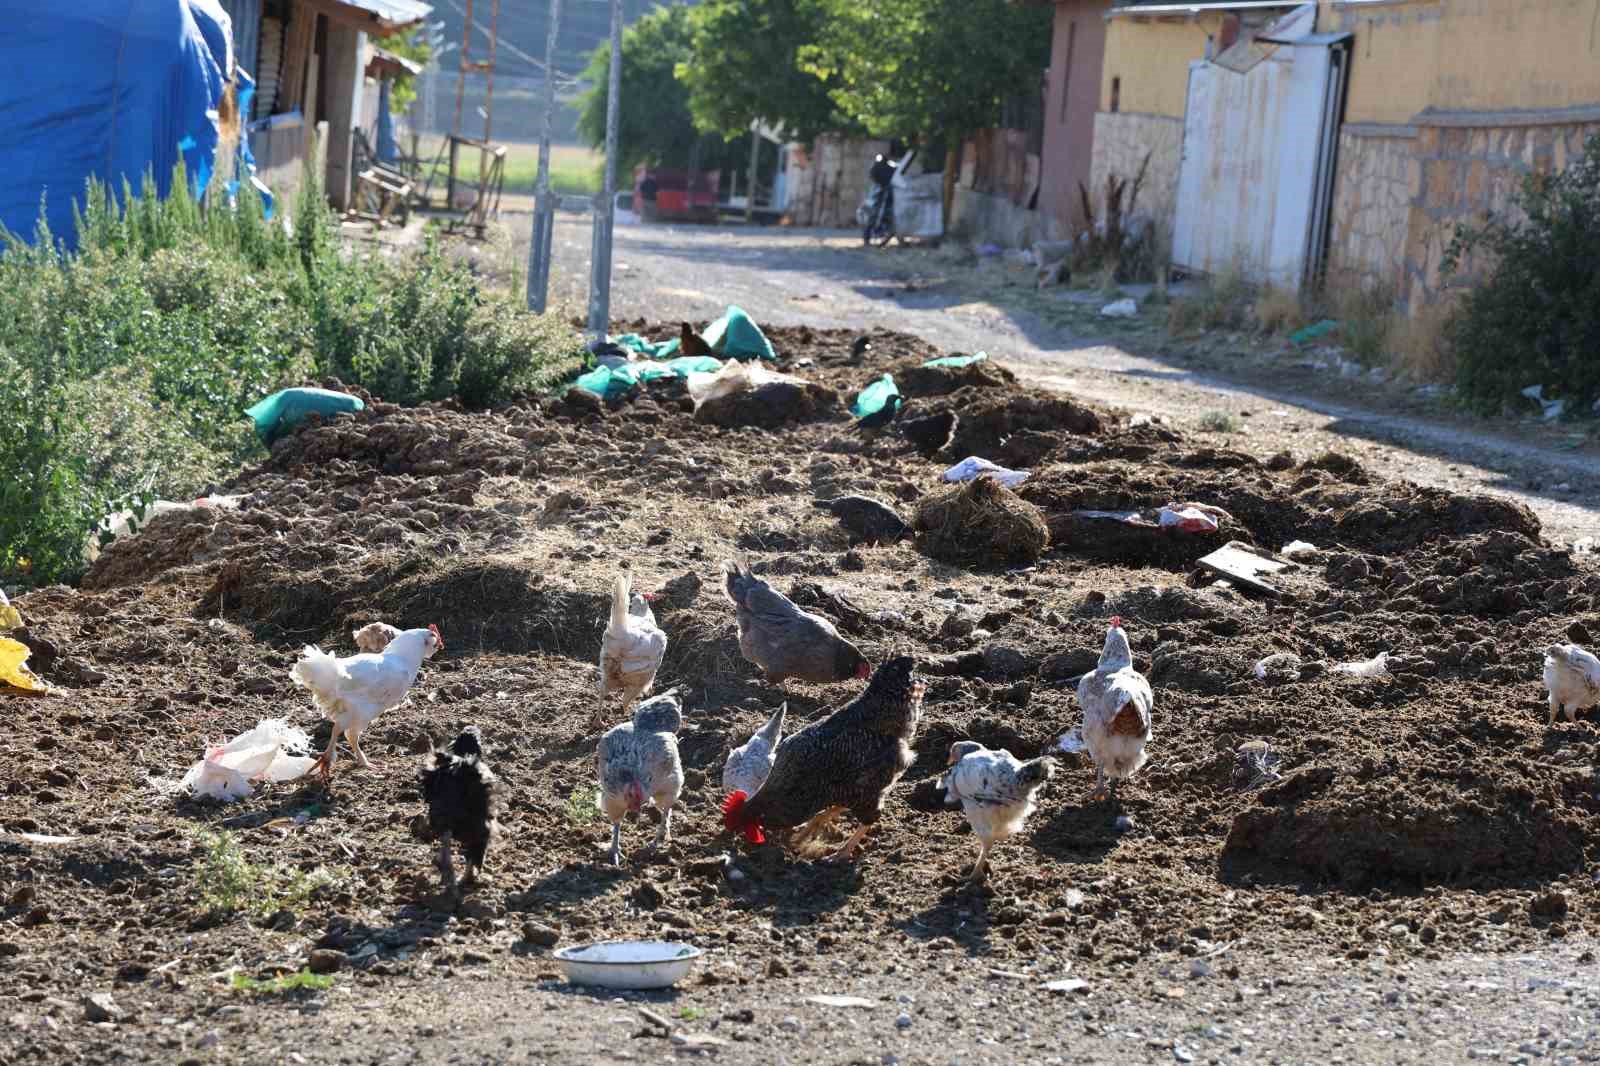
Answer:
[{"left": 913, "top": 475, "right": 1050, "bottom": 566}]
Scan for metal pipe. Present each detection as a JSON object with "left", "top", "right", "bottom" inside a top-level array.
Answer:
[
  {"left": 745, "top": 121, "right": 760, "bottom": 223},
  {"left": 526, "top": 0, "right": 562, "bottom": 312},
  {"left": 586, "top": 0, "right": 623, "bottom": 339}
]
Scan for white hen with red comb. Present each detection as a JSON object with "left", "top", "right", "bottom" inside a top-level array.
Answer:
[
  {"left": 290, "top": 625, "right": 444, "bottom": 781},
  {"left": 1075, "top": 616, "right": 1153, "bottom": 802},
  {"left": 596, "top": 571, "right": 668, "bottom": 730}
]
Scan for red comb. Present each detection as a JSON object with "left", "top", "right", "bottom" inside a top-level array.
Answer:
[
  {"left": 1110, "top": 616, "right": 1123, "bottom": 628},
  {"left": 721, "top": 790, "right": 765, "bottom": 844},
  {"left": 428, "top": 623, "right": 444, "bottom": 647}
]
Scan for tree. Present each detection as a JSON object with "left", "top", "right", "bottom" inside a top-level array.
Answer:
[
  {"left": 577, "top": 5, "right": 734, "bottom": 177},
  {"left": 679, "top": 0, "right": 843, "bottom": 144},
  {"left": 374, "top": 27, "right": 433, "bottom": 116},
  {"left": 800, "top": 0, "right": 1050, "bottom": 147}
]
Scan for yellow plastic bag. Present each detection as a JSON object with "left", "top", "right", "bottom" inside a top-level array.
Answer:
[
  {"left": 0, "top": 638, "right": 48, "bottom": 694},
  {"left": 0, "top": 588, "right": 20, "bottom": 632}
]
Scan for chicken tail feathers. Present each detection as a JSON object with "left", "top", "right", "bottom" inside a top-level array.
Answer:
[
  {"left": 721, "top": 555, "right": 753, "bottom": 608},
  {"left": 289, "top": 645, "right": 347, "bottom": 694},
  {"left": 721, "top": 789, "right": 766, "bottom": 844},
  {"left": 609, "top": 572, "right": 631, "bottom": 632},
  {"left": 756, "top": 703, "right": 786, "bottom": 746}
]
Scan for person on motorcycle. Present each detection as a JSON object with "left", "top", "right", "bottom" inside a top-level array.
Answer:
[{"left": 862, "top": 140, "right": 906, "bottom": 244}]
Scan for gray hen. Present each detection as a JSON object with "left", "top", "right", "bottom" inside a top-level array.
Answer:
[
  {"left": 722, "top": 555, "right": 870, "bottom": 685},
  {"left": 595, "top": 690, "right": 684, "bottom": 866}
]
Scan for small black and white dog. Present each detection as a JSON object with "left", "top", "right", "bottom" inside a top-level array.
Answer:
[{"left": 419, "top": 726, "right": 499, "bottom": 889}]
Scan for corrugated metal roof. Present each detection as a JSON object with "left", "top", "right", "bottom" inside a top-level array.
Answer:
[
  {"left": 328, "top": 0, "right": 432, "bottom": 29},
  {"left": 1111, "top": 1, "right": 1300, "bottom": 13}
]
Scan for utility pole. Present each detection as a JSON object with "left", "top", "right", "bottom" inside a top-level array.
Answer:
[
  {"left": 525, "top": 0, "right": 562, "bottom": 313},
  {"left": 586, "top": 0, "right": 623, "bottom": 339}
]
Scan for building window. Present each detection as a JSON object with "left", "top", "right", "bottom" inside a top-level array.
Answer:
[
  {"left": 1059, "top": 20, "right": 1077, "bottom": 124},
  {"left": 1110, "top": 76, "right": 1121, "bottom": 114}
]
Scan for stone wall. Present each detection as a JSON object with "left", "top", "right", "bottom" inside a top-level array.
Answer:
[
  {"left": 1326, "top": 125, "right": 1418, "bottom": 292},
  {"left": 1088, "top": 111, "right": 1183, "bottom": 232},
  {"left": 948, "top": 187, "right": 1069, "bottom": 247},
  {"left": 782, "top": 134, "right": 890, "bottom": 229},
  {"left": 1402, "top": 119, "right": 1600, "bottom": 310}
]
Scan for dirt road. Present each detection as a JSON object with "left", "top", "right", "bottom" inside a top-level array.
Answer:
[{"left": 530, "top": 214, "right": 1600, "bottom": 547}]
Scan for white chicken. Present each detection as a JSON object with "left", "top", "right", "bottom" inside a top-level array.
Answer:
[
  {"left": 290, "top": 624, "right": 444, "bottom": 781},
  {"left": 1543, "top": 642, "right": 1600, "bottom": 725},
  {"left": 943, "top": 741, "right": 1054, "bottom": 883},
  {"left": 352, "top": 621, "right": 402, "bottom": 654},
  {"left": 721, "top": 703, "right": 786, "bottom": 798},
  {"left": 596, "top": 689, "right": 684, "bottom": 866},
  {"left": 596, "top": 571, "right": 668, "bottom": 730},
  {"left": 1076, "top": 616, "right": 1153, "bottom": 802}
]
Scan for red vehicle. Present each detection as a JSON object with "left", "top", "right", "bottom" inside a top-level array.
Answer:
[{"left": 634, "top": 167, "right": 720, "bottom": 222}]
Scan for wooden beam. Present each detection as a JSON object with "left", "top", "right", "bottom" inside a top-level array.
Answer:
[{"left": 277, "top": 0, "right": 315, "bottom": 114}]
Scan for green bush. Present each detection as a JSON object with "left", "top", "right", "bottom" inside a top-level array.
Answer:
[
  {"left": 1443, "top": 134, "right": 1600, "bottom": 414},
  {"left": 0, "top": 163, "right": 584, "bottom": 588}
]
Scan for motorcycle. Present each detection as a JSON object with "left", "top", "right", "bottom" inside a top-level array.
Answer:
[{"left": 856, "top": 149, "right": 912, "bottom": 247}]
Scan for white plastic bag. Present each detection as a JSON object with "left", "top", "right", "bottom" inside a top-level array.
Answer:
[
  {"left": 1332, "top": 652, "right": 1390, "bottom": 678},
  {"left": 685, "top": 361, "right": 808, "bottom": 410},
  {"left": 1158, "top": 504, "right": 1220, "bottom": 534},
  {"left": 1100, "top": 298, "right": 1138, "bottom": 318},
  {"left": 943, "top": 456, "right": 1029, "bottom": 489},
  {"left": 170, "top": 719, "right": 317, "bottom": 802}
]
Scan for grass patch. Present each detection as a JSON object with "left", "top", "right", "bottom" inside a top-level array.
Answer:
[
  {"left": 421, "top": 139, "right": 602, "bottom": 197},
  {"left": 196, "top": 831, "right": 338, "bottom": 920},
  {"left": 1198, "top": 410, "right": 1241, "bottom": 434},
  {"left": 1253, "top": 286, "right": 1308, "bottom": 336},
  {"left": 0, "top": 162, "right": 585, "bottom": 588},
  {"left": 1166, "top": 261, "right": 1253, "bottom": 335},
  {"left": 566, "top": 787, "right": 602, "bottom": 825},
  {"left": 230, "top": 969, "right": 336, "bottom": 996}
]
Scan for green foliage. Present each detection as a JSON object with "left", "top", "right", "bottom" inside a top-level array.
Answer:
[
  {"left": 374, "top": 27, "right": 434, "bottom": 116},
  {"left": 0, "top": 162, "right": 584, "bottom": 589},
  {"left": 576, "top": 5, "right": 736, "bottom": 175},
  {"left": 566, "top": 787, "right": 602, "bottom": 825},
  {"left": 231, "top": 969, "right": 336, "bottom": 996},
  {"left": 1442, "top": 134, "right": 1600, "bottom": 415},
  {"left": 196, "top": 831, "right": 338, "bottom": 920},
  {"left": 680, "top": 0, "right": 842, "bottom": 143},
  {"left": 799, "top": 0, "right": 1051, "bottom": 144}
]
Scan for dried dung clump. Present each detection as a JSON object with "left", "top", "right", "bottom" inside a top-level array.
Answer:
[
  {"left": 913, "top": 476, "right": 1049, "bottom": 565},
  {"left": 892, "top": 357, "right": 1016, "bottom": 397},
  {"left": 694, "top": 379, "right": 840, "bottom": 429}
]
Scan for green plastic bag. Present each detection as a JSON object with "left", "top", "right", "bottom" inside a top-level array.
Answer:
[
  {"left": 574, "top": 364, "right": 641, "bottom": 399},
  {"left": 614, "top": 333, "right": 682, "bottom": 359},
  {"left": 921, "top": 351, "right": 988, "bottom": 368},
  {"left": 700, "top": 305, "right": 775, "bottom": 361},
  {"left": 635, "top": 356, "right": 721, "bottom": 383},
  {"left": 245, "top": 387, "right": 365, "bottom": 446},
  {"left": 1289, "top": 320, "right": 1341, "bottom": 346},
  {"left": 852, "top": 374, "right": 900, "bottom": 418}
]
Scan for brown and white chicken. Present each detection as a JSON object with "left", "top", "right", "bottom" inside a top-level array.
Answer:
[
  {"left": 596, "top": 571, "right": 667, "bottom": 730},
  {"left": 290, "top": 625, "right": 444, "bottom": 781},
  {"left": 943, "top": 742, "right": 1055, "bottom": 883},
  {"left": 352, "top": 622, "right": 402, "bottom": 654},
  {"left": 1543, "top": 642, "right": 1600, "bottom": 725},
  {"left": 596, "top": 690, "right": 683, "bottom": 866},
  {"left": 1076, "top": 617, "right": 1153, "bottom": 802}
]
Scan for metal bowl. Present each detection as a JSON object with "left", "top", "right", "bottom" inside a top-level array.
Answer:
[{"left": 552, "top": 940, "right": 704, "bottom": 990}]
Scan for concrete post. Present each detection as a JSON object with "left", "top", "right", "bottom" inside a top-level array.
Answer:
[
  {"left": 526, "top": 0, "right": 562, "bottom": 313},
  {"left": 586, "top": 0, "right": 623, "bottom": 339},
  {"left": 745, "top": 122, "right": 760, "bottom": 223}
]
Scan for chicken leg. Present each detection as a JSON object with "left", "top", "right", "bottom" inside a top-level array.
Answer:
[
  {"left": 1087, "top": 765, "right": 1109, "bottom": 803},
  {"left": 347, "top": 726, "right": 372, "bottom": 770},
  {"left": 822, "top": 825, "right": 871, "bottom": 865},
  {"left": 436, "top": 831, "right": 456, "bottom": 889},
  {"left": 608, "top": 821, "right": 624, "bottom": 867},
  {"left": 310, "top": 730, "right": 339, "bottom": 783},
  {"left": 791, "top": 806, "right": 844, "bottom": 847},
  {"left": 651, "top": 804, "right": 674, "bottom": 849},
  {"left": 966, "top": 839, "right": 993, "bottom": 885}
]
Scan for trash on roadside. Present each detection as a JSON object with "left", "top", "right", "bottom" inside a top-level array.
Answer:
[
  {"left": 700, "top": 305, "right": 775, "bottom": 362},
  {"left": 574, "top": 363, "right": 641, "bottom": 400},
  {"left": 0, "top": 637, "right": 49, "bottom": 694},
  {"left": 1158, "top": 503, "right": 1223, "bottom": 534},
  {"left": 1127, "top": 413, "right": 1160, "bottom": 428},
  {"left": 245, "top": 387, "right": 365, "bottom": 446},
  {"left": 1289, "top": 319, "right": 1341, "bottom": 346},
  {"left": 1280, "top": 540, "right": 1319, "bottom": 560},
  {"left": 1520, "top": 384, "right": 1566, "bottom": 422},
  {"left": 806, "top": 995, "right": 876, "bottom": 1008},
  {"left": 852, "top": 374, "right": 900, "bottom": 418},
  {"left": 1333, "top": 652, "right": 1390, "bottom": 678},
  {"left": 586, "top": 338, "right": 632, "bottom": 368},
  {"left": 612, "top": 332, "right": 681, "bottom": 360},
  {"left": 166, "top": 718, "right": 317, "bottom": 802},
  {"left": 921, "top": 352, "right": 988, "bottom": 369},
  {"left": 1197, "top": 542, "right": 1287, "bottom": 596},
  {"left": 943, "top": 456, "right": 1029, "bottom": 489},
  {"left": 686, "top": 360, "right": 808, "bottom": 409},
  {"left": 633, "top": 355, "right": 723, "bottom": 383},
  {"left": 1100, "top": 298, "right": 1138, "bottom": 318},
  {"left": 1041, "top": 977, "right": 1089, "bottom": 994}
]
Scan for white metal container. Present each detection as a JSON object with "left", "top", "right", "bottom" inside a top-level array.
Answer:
[{"left": 552, "top": 941, "right": 704, "bottom": 990}]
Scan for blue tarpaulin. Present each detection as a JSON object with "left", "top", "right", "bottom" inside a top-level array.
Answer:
[{"left": 0, "top": 0, "right": 233, "bottom": 249}]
